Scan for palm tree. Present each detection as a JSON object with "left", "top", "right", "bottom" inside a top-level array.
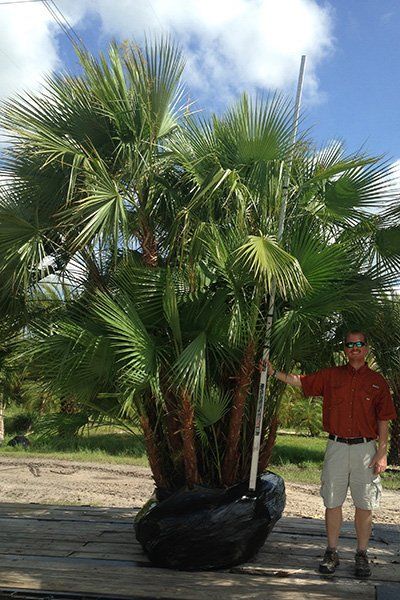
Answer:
[
  {"left": 369, "top": 298, "right": 400, "bottom": 465},
  {"left": 0, "top": 39, "right": 399, "bottom": 490}
]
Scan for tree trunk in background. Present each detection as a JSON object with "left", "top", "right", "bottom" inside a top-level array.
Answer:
[
  {"left": 388, "top": 381, "right": 400, "bottom": 466},
  {"left": 0, "top": 397, "right": 4, "bottom": 445}
]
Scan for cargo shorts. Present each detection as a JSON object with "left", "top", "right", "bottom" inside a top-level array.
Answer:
[{"left": 320, "top": 439, "right": 382, "bottom": 510}]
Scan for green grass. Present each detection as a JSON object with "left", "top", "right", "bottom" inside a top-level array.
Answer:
[
  {"left": 1, "top": 428, "right": 399, "bottom": 490},
  {"left": 0, "top": 430, "right": 148, "bottom": 465}
]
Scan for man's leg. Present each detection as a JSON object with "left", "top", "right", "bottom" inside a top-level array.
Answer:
[
  {"left": 349, "top": 442, "right": 379, "bottom": 578},
  {"left": 354, "top": 507, "right": 372, "bottom": 551},
  {"left": 325, "top": 506, "right": 343, "bottom": 549},
  {"left": 319, "top": 440, "right": 348, "bottom": 574},
  {"left": 319, "top": 508, "right": 342, "bottom": 573}
]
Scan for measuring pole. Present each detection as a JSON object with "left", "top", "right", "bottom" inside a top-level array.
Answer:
[{"left": 248, "top": 55, "right": 306, "bottom": 492}]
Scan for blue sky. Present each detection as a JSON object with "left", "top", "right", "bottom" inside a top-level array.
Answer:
[
  {"left": 0, "top": 0, "right": 399, "bottom": 170},
  {"left": 310, "top": 0, "right": 400, "bottom": 161}
]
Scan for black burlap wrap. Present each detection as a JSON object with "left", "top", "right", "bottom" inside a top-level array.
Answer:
[{"left": 134, "top": 471, "right": 285, "bottom": 570}]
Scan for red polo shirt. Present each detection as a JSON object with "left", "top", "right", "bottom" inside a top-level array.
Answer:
[{"left": 300, "top": 363, "right": 397, "bottom": 438}]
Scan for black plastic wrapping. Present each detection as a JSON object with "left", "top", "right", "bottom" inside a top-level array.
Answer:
[
  {"left": 8, "top": 435, "right": 30, "bottom": 448},
  {"left": 134, "top": 471, "right": 285, "bottom": 570}
]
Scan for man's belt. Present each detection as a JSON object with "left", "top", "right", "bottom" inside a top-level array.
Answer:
[{"left": 329, "top": 434, "right": 375, "bottom": 445}]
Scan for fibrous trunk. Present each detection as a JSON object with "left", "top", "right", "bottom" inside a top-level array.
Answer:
[
  {"left": 141, "top": 223, "right": 158, "bottom": 268},
  {"left": 180, "top": 390, "right": 200, "bottom": 486},
  {"left": 163, "top": 392, "right": 183, "bottom": 460},
  {"left": 140, "top": 413, "right": 168, "bottom": 488},
  {"left": 258, "top": 415, "right": 279, "bottom": 472},
  {"left": 221, "top": 341, "right": 255, "bottom": 486}
]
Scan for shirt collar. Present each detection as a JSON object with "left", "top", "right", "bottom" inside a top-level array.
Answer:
[{"left": 346, "top": 362, "right": 369, "bottom": 375}]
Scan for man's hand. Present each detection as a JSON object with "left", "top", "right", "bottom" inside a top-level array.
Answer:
[
  {"left": 258, "top": 359, "right": 275, "bottom": 376},
  {"left": 257, "top": 361, "right": 302, "bottom": 388},
  {"left": 369, "top": 449, "right": 388, "bottom": 475}
]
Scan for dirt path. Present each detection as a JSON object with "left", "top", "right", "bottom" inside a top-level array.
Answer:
[{"left": 0, "top": 456, "right": 399, "bottom": 524}]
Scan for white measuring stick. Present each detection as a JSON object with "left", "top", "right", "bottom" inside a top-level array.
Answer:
[{"left": 248, "top": 55, "right": 306, "bottom": 492}]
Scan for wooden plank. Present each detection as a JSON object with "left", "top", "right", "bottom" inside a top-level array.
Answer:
[
  {"left": 0, "top": 503, "right": 139, "bottom": 521},
  {"left": 0, "top": 519, "right": 129, "bottom": 533},
  {"left": 260, "top": 538, "right": 395, "bottom": 560},
  {"left": 375, "top": 584, "right": 400, "bottom": 600},
  {"left": 240, "top": 554, "right": 400, "bottom": 583},
  {"left": 67, "top": 537, "right": 396, "bottom": 562},
  {"left": 0, "top": 551, "right": 397, "bottom": 585},
  {"left": 0, "top": 564, "right": 376, "bottom": 600}
]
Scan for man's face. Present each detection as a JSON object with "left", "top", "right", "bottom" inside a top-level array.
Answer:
[{"left": 344, "top": 332, "right": 369, "bottom": 362}]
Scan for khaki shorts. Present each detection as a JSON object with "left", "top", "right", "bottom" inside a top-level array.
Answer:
[{"left": 320, "top": 439, "right": 382, "bottom": 510}]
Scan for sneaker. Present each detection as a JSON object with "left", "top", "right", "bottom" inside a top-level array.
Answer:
[
  {"left": 319, "top": 548, "right": 340, "bottom": 574},
  {"left": 355, "top": 550, "right": 371, "bottom": 578}
]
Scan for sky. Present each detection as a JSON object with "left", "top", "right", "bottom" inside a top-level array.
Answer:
[{"left": 0, "top": 0, "right": 399, "bottom": 169}]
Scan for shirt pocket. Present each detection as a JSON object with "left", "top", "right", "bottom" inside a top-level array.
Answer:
[
  {"left": 330, "top": 382, "right": 347, "bottom": 406},
  {"left": 360, "top": 384, "right": 379, "bottom": 414}
]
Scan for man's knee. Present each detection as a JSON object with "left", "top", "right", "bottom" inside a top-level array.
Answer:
[{"left": 355, "top": 507, "right": 372, "bottom": 516}]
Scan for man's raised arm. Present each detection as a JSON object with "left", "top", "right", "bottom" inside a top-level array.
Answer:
[{"left": 266, "top": 360, "right": 302, "bottom": 388}]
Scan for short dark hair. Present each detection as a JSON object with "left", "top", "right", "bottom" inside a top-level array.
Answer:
[{"left": 344, "top": 330, "right": 368, "bottom": 344}]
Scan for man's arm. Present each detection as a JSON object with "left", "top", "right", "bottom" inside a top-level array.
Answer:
[
  {"left": 266, "top": 360, "right": 302, "bottom": 388},
  {"left": 369, "top": 420, "right": 390, "bottom": 475}
]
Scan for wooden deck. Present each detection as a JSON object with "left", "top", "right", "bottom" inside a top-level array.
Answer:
[{"left": 0, "top": 503, "right": 399, "bottom": 599}]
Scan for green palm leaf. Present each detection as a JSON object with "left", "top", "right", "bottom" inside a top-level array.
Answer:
[
  {"left": 236, "top": 234, "right": 308, "bottom": 297},
  {"left": 92, "top": 291, "right": 156, "bottom": 382}
]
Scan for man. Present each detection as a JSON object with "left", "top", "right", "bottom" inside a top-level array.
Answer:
[{"left": 267, "top": 330, "right": 397, "bottom": 578}]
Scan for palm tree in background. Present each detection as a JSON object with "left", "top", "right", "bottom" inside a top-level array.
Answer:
[
  {"left": 0, "top": 38, "right": 399, "bottom": 489},
  {"left": 370, "top": 298, "right": 400, "bottom": 464}
]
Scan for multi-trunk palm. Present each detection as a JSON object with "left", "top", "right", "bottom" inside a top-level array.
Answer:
[{"left": 0, "top": 39, "right": 398, "bottom": 489}]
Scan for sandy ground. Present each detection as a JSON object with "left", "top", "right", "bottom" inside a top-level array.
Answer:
[{"left": 0, "top": 456, "right": 399, "bottom": 524}]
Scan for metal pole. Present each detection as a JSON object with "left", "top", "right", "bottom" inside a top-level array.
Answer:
[{"left": 248, "top": 55, "right": 306, "bottom": 492}]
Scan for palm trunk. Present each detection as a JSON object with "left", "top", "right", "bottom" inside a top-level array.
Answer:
[
  {"left": 140, "top": 414, "right": 168, "bottom": 488},
  {"left": 181, "top": 390, "right": 200, "bottom": 486},
  {"left": 141, "top": 223, "right": 158, "bottom": 267},
  {"left": 258, "top": 415, "right": 279, "bottom": 472},
  {"left": 164, "top": 392, "right": 183, "bottom": 458},
  {"left": 221, "top": 341, "right": 255, "bottom": 486}
]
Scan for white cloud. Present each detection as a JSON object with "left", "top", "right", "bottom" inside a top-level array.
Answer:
[
  {"left": 0, "top": 0, "right": 334, "bottom": 108},
  {"left": 84, "top": 0, "right": 334, "bottom": 104},
  {"left": 0, "top": 3, "right": 59, "bottom": 100}
]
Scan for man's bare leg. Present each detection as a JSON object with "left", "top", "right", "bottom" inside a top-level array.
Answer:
[
  {"left": 325, "top": 506, "right": 343, "bottom": 549},
  {"left": 354, "top": 508, "right": 372, "bottom": 551},
  {"left": 318, "top": 507, "right": 342, "bottom": 573},
  {"left": 354, "top": 508, "right": 372, "bottom": 577}
]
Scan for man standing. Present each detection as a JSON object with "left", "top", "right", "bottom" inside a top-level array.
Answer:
[{"left": 267, "top": 330, "right": 397, "bottom": 578}]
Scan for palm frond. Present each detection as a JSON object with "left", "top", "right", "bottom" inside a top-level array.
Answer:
[
  {"left": 92, "top": 291, "right": 156, "bottom": 382},
  {"left": 236, "top": 234, "right": 308, "bottom": 297}
]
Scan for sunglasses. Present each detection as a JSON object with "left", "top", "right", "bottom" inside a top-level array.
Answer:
[{"left": 344, "top": 341, "right": 367, "bottom": 348}]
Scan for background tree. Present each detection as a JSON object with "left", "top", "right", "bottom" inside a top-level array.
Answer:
[{"left": 370, "top": 298, "right": 400, "bottom": 465}]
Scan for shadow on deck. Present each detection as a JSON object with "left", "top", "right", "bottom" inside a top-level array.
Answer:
[{"left": 0, "top": 503, "right": 399, "bottom": 599}]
